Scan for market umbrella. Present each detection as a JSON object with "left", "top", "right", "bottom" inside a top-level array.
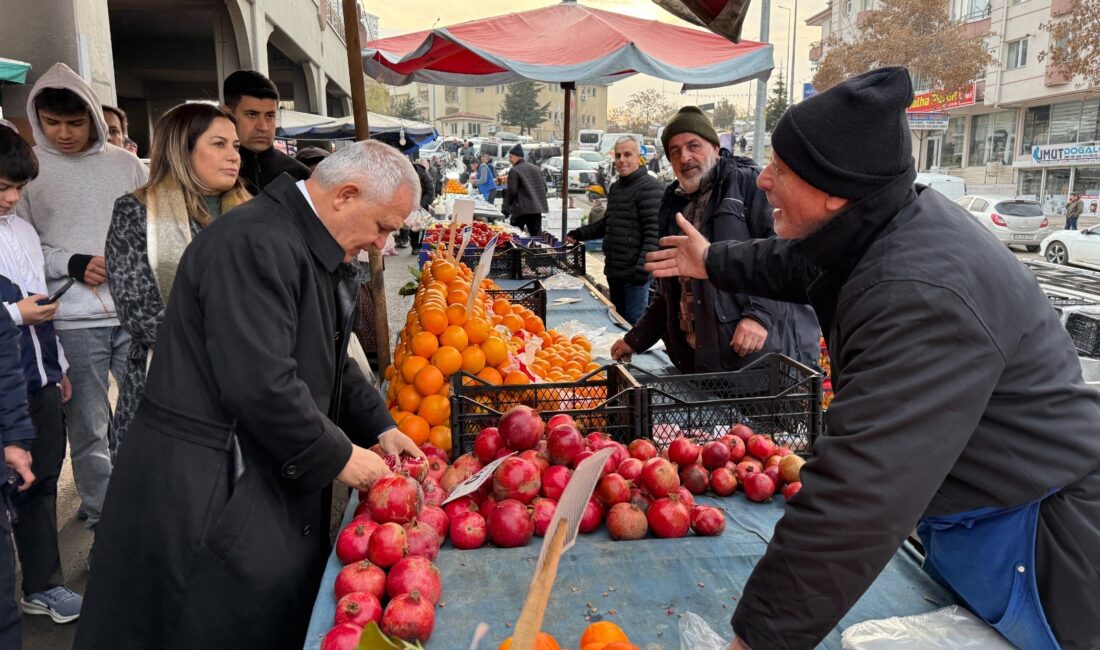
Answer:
[
  {"left": 650, "top": 0, "right": 752, "bottom": 44},
  {"left": 0, "top": 58, "right": 31, "bottom": 84}
]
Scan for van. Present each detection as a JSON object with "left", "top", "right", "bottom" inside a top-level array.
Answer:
[
  {"left": 478, "top": 141, "right": 509, "bottom": 162},
  {"left": 578, "top": 129, "right": 604, "bottom": 151},
  {"left": 526, "top": 143, "right": 562, "bottom": 166},
  {"left": 915, "top": 172, "right": 967, "bottom": 201}
]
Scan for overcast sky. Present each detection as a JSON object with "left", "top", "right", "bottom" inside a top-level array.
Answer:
[{"left": 372, "top": 0, "right": 828, "bottom": 114}]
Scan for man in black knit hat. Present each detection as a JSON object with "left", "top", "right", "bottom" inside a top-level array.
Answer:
[
  {"left": 502, "top": 143, "right": 548, "bottom": 236},
  {"left": 647, "top": 67, "right": 1100, "bottom": 650}
]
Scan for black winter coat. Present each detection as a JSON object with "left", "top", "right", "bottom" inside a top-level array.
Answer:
[
  {"left": 569, "top": 167, "right": 663, "bottom": 284},
  {"left": 415, "top": 164, "right": 436, "bottom": 211},
  {"left": 706, "top": 173, "right": 1100, "bottom": 649},
  {"left": 239, "top": 146, "right": 311, "bottom": 195},
  {"left": 74, "top": 177, "right": 395, "bottom": 650},
  {"left": 0, "top": 310, "right": 32, "bottom": 447},
  {"left": 624, "top": 153, "right": 819, "bottom": 372},
  {"left": 503, "top": 159, "right": 548, "bottom": 217}
]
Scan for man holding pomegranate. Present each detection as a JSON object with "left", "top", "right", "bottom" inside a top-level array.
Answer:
[
  {"left": 647, "top": 67, "right": 1100, "bottom": 650},
  {"left": 74, "top": 141, "right": 425, "bottom": 649}
]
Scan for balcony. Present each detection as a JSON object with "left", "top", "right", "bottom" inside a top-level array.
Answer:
[
  {"left": 963, "top": 16, "right": 991, "bottom": 37},
  {"left": 1045, "top": 64, "right": 1071, "bottom": 86},
  {"left": 1051, "top": 0, "right": 1074, "bottom": 15},
  {"left": 809, "top": 42, "right": 823, "bottom": 62}
]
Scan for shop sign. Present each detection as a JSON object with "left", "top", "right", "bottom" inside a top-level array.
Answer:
[
  {"left": 1031, "top": 142, "right": 1100, "bottom": 165},
  {"left": 907, "top": 112, "right": 949, "bottom": 130},
  {"left": 908, "top": 86, "right": 977, "bottom": 113}
]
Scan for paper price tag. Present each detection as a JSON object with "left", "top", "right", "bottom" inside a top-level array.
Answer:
[
  {"left": 465, "top": 233, "right": 499, "bottom": 315},
  {"left": 453, "top": 198, "right": 475, "bottom": 225},
  {"left": 536, "top": 447, "right": 613, "bottom": 571},
  {"left": 456, "top": 225, "right": 474, "bottom": 260},
  {"left": 440, "top": 451, "right": 516, "bottom": 505}
]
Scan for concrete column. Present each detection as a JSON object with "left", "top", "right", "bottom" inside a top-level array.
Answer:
[
  {"left": 249, "top": 0, "right": 273, "bottom": 77},
  {"left": 302, "top": 61, "right": 327, "bottom": 115}
]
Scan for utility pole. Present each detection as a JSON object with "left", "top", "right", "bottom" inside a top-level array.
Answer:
[
  {"left": 788, "top": 0, "right": 799, "bottom": 106},
  {"left": 753, "top": 0, "right": 771, "bottom": 165}
]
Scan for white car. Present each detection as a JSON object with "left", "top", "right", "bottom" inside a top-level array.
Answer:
[
  {"left": 955, "top": 194, "right": 1050, "bottom": 252},
  {"left": 1041, "top": 225, "right": 1100, "bottom": 269}
]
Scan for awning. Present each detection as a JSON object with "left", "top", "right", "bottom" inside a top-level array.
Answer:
[
  {"left": 276, "top": 109, "right": 437, "bottom": 141},
  {"left": 0, "top": 58, "right": 31, "bottom": 84}
]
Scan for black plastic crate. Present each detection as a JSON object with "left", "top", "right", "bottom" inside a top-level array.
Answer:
[
  {"left": 417, "top": 241, "right": 517, "bottom": 279},
  {"left": 449, "top": 364, "right": 640, "bottom": 457},
  {"left": 1066, "top": 311, "right": 1100, "bottom": 357},
  {"left": 513, "top": 235, "right": 586, "bottom": 279},
  {"left": 629, "top": 353, "right": 824, "bottom": 456},
  {"left": 484, "top": 280, "right": 547, "bottom": 322}
]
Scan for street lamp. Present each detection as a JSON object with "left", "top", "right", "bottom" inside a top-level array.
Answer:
[{"left": 776, "top": 3, "right": 798, "bottom": 106}]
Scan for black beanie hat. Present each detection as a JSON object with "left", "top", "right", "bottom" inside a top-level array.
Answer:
[
  {"left": 508, "top": 143, "right": 524, "bottom": 158},
  {"left": 661, "top": 106, "right": 720, "bottom": 155},
  {"left": 771, "top": 66, "right": 915, "bottom": 199}
]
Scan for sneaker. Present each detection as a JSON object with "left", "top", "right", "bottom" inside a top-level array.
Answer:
[{"left": 20, "top": 586, "right": 82, "bottom": 624}]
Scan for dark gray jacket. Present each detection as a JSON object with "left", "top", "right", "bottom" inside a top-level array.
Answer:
[
  {"left": 503, "top": 159, "right": 548, "bottom": 217},
  {"left": 0, "top": 309, "right": 32, "bottom": 447},
  {"left": 705, "top": 172, "right": 1100, "bottom": 649},
  {"left": 569, "top": 167, "right": 663, "bottom": 284}
]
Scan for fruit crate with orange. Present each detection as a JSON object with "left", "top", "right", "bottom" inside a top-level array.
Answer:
[
  {"left": 629, "top": 353, "right": 824, "bottom": 456},
  {"left": 486, "top": 280, "right": 547, "bottom": 322},
  {"left": 417, "top": 240, "right": 517, "bottom": 278},
  {"left": 512, "top": 234, "right": 586, "bottom": 279}
]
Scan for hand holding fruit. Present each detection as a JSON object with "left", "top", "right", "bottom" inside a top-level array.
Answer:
[
  {"left": 337, "top": 445, "right": 392, "bottom": 491},
  {"left": 379, "top": 428, "right": 427, "bottom": 459}
]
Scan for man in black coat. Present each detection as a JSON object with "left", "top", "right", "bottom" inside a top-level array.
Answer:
[
  {"left": 567, "top": 135, "right": 663, "bottom": 324},
  {"left": 503, "top": 144, "right": 549, "bottom": 236},
  {"left": 74, "top": 141, "right": 426, "bottom": 649},
  {"left": 647, "top": 68, "right": 1100, "bottom": 650},
  {"left": 223, "top": 70, "right": 310, "bottom": 195},
  {"left": 611, "top": 107, "right": 818, "bottom": 373}
]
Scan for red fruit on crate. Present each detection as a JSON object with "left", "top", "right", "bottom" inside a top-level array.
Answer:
[
  {"left": 335, "top": 592, "right": 382, "bottom": 628},
  {"left": 401, "top": 456, "right": 429, "bottom": 483},
  {"left": 449, "top": 511, "right": 487, "bottom": 550},
  {"left": 607, "top": 442, "right": 629, "bottom": 469},
  {"left": 545, "top": 413, "right": 575, "bottom": 430},
  {"left": 487, "top": 499, "right": 535, "bottom": 547},
  {"left": 417, "top": 505, "right": 449, "bottom": 540},
  {"left": 681, "top": 465, "right": 710, "bottom": 496},
  {"left": 353, "top": 499, "right": 371, "bottom": 519},
  {"left": 404, "top": 520, "right": 441, "bottom": 561},
  {"left": 386, "top": 556, "right": 443, "bottom": 604},
  {"left": 690, "top": 506, "right": 726, "bottom": 536},
  {"left": 640, "top": 458, "right": 681, "bottom": 499},
  {"left": 763, "top": 466, "right": 783, "bottom": 489},
  {"left": 368, "top": 475, "right": 423, "bottom": 525},
  {"left": 334, "top": 560, "right": 386, "bottom": 601},
  {"left": 735, "top": 458, "right": 764, "bottom": 483},
  {"left": 586, "top": 431, "right": 613, "bottom": 449},
  {"left": 381, "top": 591, "right": 435, "bottom": 643},
  {"left": 479, "top": 495, "right": 499, "bottom": 523},
  {"left": 579, "top": 498, "right": 604, "bottom": 534},
  {"left": 629, "top": 487, "right": 655, "bottom": 513},
  {"left": 744, "top": 473, "right": 777, "bottom": 503},
  {"left": 419, "top": 444, "right": 449, "bottom": 463},
  {"left": 676, "top": 487, "right": 696, "bottom": 509},
  {"left": 775, "top": 446, "right": 793, "bottom": 457},
  {"left": 440, "top": 466, "right": 469, "bottom": 493},
  {"left": 710, "top": 468, "right": 738, "bottom": 496},
  {"left": 498, "top": 405, "right": 544, "bottom": 451},
  {"left": 701, "top": 441, "right": 731, "bottom": 470},
  {"left": 495, "top": 448, "right": 512, "bottom": 460},
  {"left": 474, "top": 427, "right": 504, "bottom": 464},
  {"left": 420, "top": 478, "right": 446, "bottom": 508},
  {"left": 730, "top": 424, "right": 755, "bottom": 443},
  {"left": 546, "top": 424, "right": 585, "bottom": 466},
  {"left": 668, "top": 437, "right": 701, "bottom": 467},
  {"left": 492, "top": 457, "right": 542, "bottom": 504},
  {"left": 783, "top": 482, "right": 803, "bottom": 499},
  {"left": 442, "top": 496, "right": 478, "bottom": 520},
  {"left": 764, "top": 455, "right": 783, "bottom": 469},
  {"left": 540, "top": 465, "right": 572, "bottom": 500},
  {"left": 571, "top": 449, "right": 595, "bottom": 469},
  {"left": 426, "top": 457, "right": 448, "bottom": 483},
  {"left": 532, "top": 497, "right": 557, "bottom": 536},
  {"left": 747, "top": 435, "right": 777, "bottom": 461},
  {"left": 617, "top": 457, "right": 643, "bottom": 481},
  {"left": 452, "top": 453, "right": 484, "bottom": 474},
  {"left": 336, "top": 520, "right": 379, "bottom": 564},
  {"left": 518, "top": 449, "right": 550, "bottom": 475},
  {"left": 726, "top": 436, "right": 747, "bottom": 463},
  {"left": 607, "top": 502, "right": 648, "bottom": 540},
  {"left": 647, "top": 495, "right": 691, "bottom": 538},
  {"left": 367, "top": 522, "right": 408, "bottom": 568},
  {"left": 595, "top": 473, "right": 632, "bottom": 506},
  {"left": 628, "top": 439, "right": 658, "bottom": 462},
  {"left": 779, "top": 455, "right": 806, "bottom": 484},
  {"left": 321, "top": 623, "right": 363, "bottom": 650}
]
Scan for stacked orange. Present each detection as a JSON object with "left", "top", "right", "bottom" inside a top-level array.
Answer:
[{"left": 496, "top": 622, "right": 638, "bottom": 650}]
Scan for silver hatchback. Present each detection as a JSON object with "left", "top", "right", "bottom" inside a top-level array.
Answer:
[{"left": 956, "top": 195, "right": 1050, "bottom": 252}]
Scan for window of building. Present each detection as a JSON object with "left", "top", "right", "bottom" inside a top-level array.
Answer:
[
  {"left": 950, "top": 0, "right": 989, "bottom": 20},
  {"left": 845, "top": 0, "right": 853, "bottom": 13},
  {"left": 969, "top": 110, "right": 1016, "bottom": 166},
  {"left": 1010, "top": 0, "right": 1027, "bottom": 4},
  {"left": 1006, "top": 38, "right": 1028, "bottom": 69},
  {"left": 445, "top": 86, "right": 459, "bottom": 103},
  {"left": 1019, "top": 170, "right": 1042, "bottom": 199},
  {"left": 1080, "top": 98, "right": 1100, "bottom": 142},
  {"left": 940, "top": 116, "right": 965, "bottom": 168},
  {"left": 1021, "top": 105, "right": 1050, "bottom": 154},
  {"left": 475, "top": 87, "right": 485, "bottom": 94},
  {"left": 861, "top": 0, "right": 873, "bottom": 10},
  {"left": 1050, "top": 100, "right": 1084, "bottom": 144}
]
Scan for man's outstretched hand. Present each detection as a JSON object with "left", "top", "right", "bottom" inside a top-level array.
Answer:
[{"left": 645, "top": 213, "right": 710, "bottom": 280}]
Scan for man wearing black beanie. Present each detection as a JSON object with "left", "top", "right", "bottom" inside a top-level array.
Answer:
[{"left": 647, "top": 67, "right": 1100, "bottom": 650}]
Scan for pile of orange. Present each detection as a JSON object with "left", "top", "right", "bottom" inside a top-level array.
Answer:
[{"left": 496, "top": 621, "right": 639, "bottom": 650}]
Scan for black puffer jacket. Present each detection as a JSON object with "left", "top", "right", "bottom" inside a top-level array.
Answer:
[
  {"left": 502, "top": 159, "right": 548, "bottom": 217},
  {"left": 239, "top": 146, "right": 311, "bottom": 196},
  {"left": 568, "top": 167, "right": 663, "bottom": 284}
]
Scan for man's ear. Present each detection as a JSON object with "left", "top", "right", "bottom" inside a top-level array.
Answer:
[
  {"left": 335, "top": 183, "right": 361, "bottom": 207},
  {"left": 825, "top": 195, "right": 849, "bottom": 212}
]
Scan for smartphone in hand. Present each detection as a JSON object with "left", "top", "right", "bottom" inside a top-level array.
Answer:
[{"left": 42, "top": 278, "right": 75, "bottom": 305}]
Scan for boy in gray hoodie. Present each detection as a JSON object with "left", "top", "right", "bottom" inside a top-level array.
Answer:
[{"left": 19, "top": 63, "right": 147, "bottom": 531}]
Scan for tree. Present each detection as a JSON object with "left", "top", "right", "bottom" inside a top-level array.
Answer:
[
  {"left": 498, "top": 82, "right": 550, "bottom": 135},
  {"left": 365, "top": 80, "right": 392, "bottom": 114},
  {"left": 765, "top": 71, "right": 789, "bottom": 131},
  {"left": 390, "top": 97, "right": 422, "bottom": 120},
  {"left": 712, "top": 99, "right": 739, "bottom": 131},
  {"left": 1040, "top": 0, "right": 1100, "bottom": 89},
  {"left": 624, "top": 89, "right": 676, "bottom": 134},
  {"left": 812, "top": 0, "right": 996, "bottom": 93},
  {"left": 607, "top": 106, "right": 633, "bottom": 132}
]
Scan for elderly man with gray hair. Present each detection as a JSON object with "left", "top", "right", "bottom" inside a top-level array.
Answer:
[{"left": 74, "top": 140, "right": 425, "bottom": 650}]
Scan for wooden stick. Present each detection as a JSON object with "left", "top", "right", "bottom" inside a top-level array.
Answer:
[{"left": 511, "top": 520, "right": 569, "bottom": 650}]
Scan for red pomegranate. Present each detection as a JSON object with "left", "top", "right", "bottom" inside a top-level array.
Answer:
[
  {"left": 420, "top": 478, "right": 447, "bottom": 509},
  {"left": 676, "top": 487, "right": 696, "bottom": 509},
  {"left": 366, "top": 522, "right": 408, "bottom": 568},
  {"left": 478, "top": 495, "right": 499, "bottom": 523},
  {"left": 571, "top": 449, "right": 594, "bottom": 468},
  {"left": 744, "top": 473, "right": 776, "bottom": 503},
  {"left": 381, "top": 591, "right": 435, "bottom": 643},
  {"left": 440, "top": 466, "right": 469, "bottom": 493},
  {"left": 701, "top": 441, "right": 731, "bottom": 470},
  {"left": 647, "top": 495, "right": 691, "bottom": 538},
  {"left": 336, "top": 519, "right": 379, "bottom": 564},
  {"left": 442, "top": 496, "right": 478, "bottom": 520},
  {"left": 783, "top": 481, "right": 802, "bottom": 499},
  {"left": 419, "top": 444, "right": 448, "bottom": 462},
  {"left": 579, "top": 498, "right": 604, "bottom": 534},
  {"left": 776, "top": 446, "right": 793, "bottom": 457},
  {"left": 606, "top": 502, "right": 648, "bottom": 540},
  {"left": 334, "top": 560, "right": 386, "bottom": 601},
  {"left": 617, "top": 457, "right": 643, "bottom": 481},
  {"left": 531, "top": 497, "right": 557, "bottom": 536},
  {"left": 492, "top": 457, "right": 541, "bottom": 504},
  {"left": 321, "top": 623, "right": 363, "bottom": 650},
  {"left": 639, "top": 458, "right": 681, "bottom": 499},
  {"left": 497, "top": 405, "right": 544, "bottom": 451},
  {"left": 726, "top": 435, "right": 747, "bottom": 463},
  {"left": 518, "top": 449, "right": 551, "bottom": 475},
  {"left": 474, "top": 427, "right": 504, "bottom": 464},
  {"left": 449, "top": 511, "right": 487, "bottom": 550},
  {"left": 668, "top": 437, "right": 701, "bottom": 467},
  {"left": 595, "top": 473, "right": 632, "bottom": 507},
  {"left": 681, "top": 465, "right": 710, "bottom": 495},
  {"left": 335, "top": 591, "right": 382, "bottom": 628},
  {"left": 628, "top": 439, "right": 658, "bottom": 461},
  {"left": 386, "top": 556, "right": 443, "bottom": 604},
  {"left": 368, "top": 475, "right": 424, "bottom": 525},
  {"left": 487, "top": 499, "right": 535, "bottom": 547},
  {"left": 546, "top": 413, "right": 575, "bottom": 430},
  {"left": 710, "top": 468, "right": 738, "bottom": 496},
  {"left": 401, "top": 456, "right": 429, "bottom": 483},
  {"left": 546, "top": 424, "right": 585, "bottom": 466},
  {"left": 418, "top": 506, "right": 449, "bottom": 540},
  {"left": 690, "top": 506, "right": 726, "bottom": 536},
  {"left": 540, "top": 465, "right": 572, "bottom": 501},
  {"left": 585, "top": 431, "right": 612, "bottom": 449},
  {"left": 763, "top": 466, "right": 783, "bottom": 489},
  {"left": 426, "top": 457, "right": 448, "bottom": 483},
  {"left": 735, "top": 458, "right": 764, "bottom": 483},
  {"left": 353, "top": 500, "right": 371, "bottom": 519},
  {"left": 730, "top": 423, "right": 755, "bottom": 443},
  {"left": 452, "top": 452, "right": 485, "bottom": 474},
  {"left": 747, "top": 434, "right": 777, "bottom": 461},
  {"left": 764, "top": 454, "right": 783, "bottom": 469},
  {"left": 606, "top": 442, "right": 629, "bottom": 469},
  {"left": 629, "top": 487, "right": 654, "bottom": 513},
  {"left": 404, "top": 521, "right": 441, "bottom": 561}
]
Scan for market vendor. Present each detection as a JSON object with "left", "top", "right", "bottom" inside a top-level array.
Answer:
[
  {"left": 74, "top": 140, "right": 426, "bottom": 649},
  {"left": 645, "top": 67, "right": 1100, "bottom": 650}
]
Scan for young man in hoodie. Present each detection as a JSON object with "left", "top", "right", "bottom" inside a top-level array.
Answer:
[
  {"left": 222, "top": 70, "right": 310, "bottom": 195},
  {"left": 19, "top": 63, "right": 148, "bottom": 532}
]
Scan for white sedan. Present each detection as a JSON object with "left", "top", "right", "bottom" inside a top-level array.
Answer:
[
  {"left": 1040, "top": 225, "right": 1100, "bottom": 269},
  {"left": 955, "top": 194, "right": 1050, "bottom": 252}
]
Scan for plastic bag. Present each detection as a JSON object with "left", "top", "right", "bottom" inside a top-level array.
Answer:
[
  {"left": 679, "top": 611, "right": 730, "bottom": 650},
  {"left": 541, "top": 273, "right": 585, "bottom": 290},
  {"left": 841, "top": 606, "right": 1015, "bottom": 649}
]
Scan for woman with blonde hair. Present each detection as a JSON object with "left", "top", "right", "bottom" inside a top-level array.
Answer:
[{"left": 106, "top": 103, "right": 250, "bottom": 448}]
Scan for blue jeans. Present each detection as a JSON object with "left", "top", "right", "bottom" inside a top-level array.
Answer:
[
  {"left": 57, "top": 326, "right": 130, "bottom": 528},
  {"left": 1065, "top": 217, "right": 1079, "bottom": 230},
  {"left": 608, "top": 278, "right": 650, "bottom": 325}
]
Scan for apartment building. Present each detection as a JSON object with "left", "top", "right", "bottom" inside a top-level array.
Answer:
[{"left": 806, "top": 0, "right": 1093, "bottom": 214}]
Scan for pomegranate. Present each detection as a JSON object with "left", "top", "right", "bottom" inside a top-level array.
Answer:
[
  {"left": 321, "top": 623, "right": 363, "bottom": 650},
  {"left": 628, "top": 439, "right": 658, "bottom": 461},
  {"left": 442, "top": 496, "right": 478, "bottom": 520},
  {"left": 387, "top": 556, "right": 443, "bottom": 604},
  {"left": 381, "top": 591, "right": 435, "bottom": 643},
  {"left": 779, "top": 455, "right": 806, "bottom": 484},
  {"left": 676, "top": 487, "right": 696, "bottom": 509},
  {"left": 449, "top": 511, "right": 487, "bottom": 550},
  {"left": 426, "top": 457, "right": 448, "bottom": 483},
  {"left": 478, "top": 495, "right": 499, "bottom": 523},
  {"left": 545, "top": 413, "right": 575, "bottom": 430},
  {"left": 540, "top": 465, "right": 572, "bottom": 501},
  {"left": 336, "top": 520, "right": 379, "bottom": 564},
  {"left": 353, "top": 500, "right": 371, "bottom": 519},
  {"left": 744, "top": 473, "right": 776, "bottom": 503},
  {"left": 747, "top": 434, "right": 777, "bottom": 461},
  {"left": 518, "top": 449, "right": 550, "bottom": 475},
  {"left": 783, "top": 481, "right": 803, "bottom": 499},
  {"left": 681, "top": 465, "right": 710, "bottom": 495},
  {"left": 701, "top": 441, "right": 731, "bottom": 470},
  {"left": 546, "top": 424, "right": 585, "bottom": 466},
  {"left": 763, "top": 466, "right": 783, "bottom": 489},
  {"left": 452, "top": 453, "right": 484, "bottom": 474},
  {"left": 765, "top": 455, "right": 783, "bottom": 469},
  {"left": 401, "top": 456, "right": 429, "bottom": 483},
  {"left": 419, "top": 444, "right": 448, "bottom": 462},
  {"left": 647, "top": 495, "right": 691, "bottom": 538},
  {"left": 730, "top": 423, "right": 755, "bottom": 443},
  {"left": 607, "top": 442, "right": 629, "bottom": 469},
  {"left": 439, "top": 466, "right": 470, "bottom": 493},
  {"left": 710, "top": 468, "right": 738, "bottom": 496},
  {"left": 418, "top": 506, "right": 449, "bottom": 540},
  {"left": 474, "top": 427, "right": 504, "bottom": 464},
  {"left": 368, "top": 475, "right": 424, "bottom": 525},
  {"left": 639, "top": 458, "right": 681, "bottom": 499},
  {"left": 492, "top": 457, "right": 541, "bottom": 503},
  {"left": 690, "top": 506, "right": 726, "bottom": 536},
  {"left": 497, "top": 405, "right": 544, "bottom": 451},
  {"left": 420, "top": 478, "right": 447, "bottom": 509},
  {"left": 668, "top": 437, "right": 701, "bottom": 467},
  {"left": 334, "top": 560, "right": 386, "bottom": 601},
  {"left": 579, "top": 498, "right": 604, "bottom": 534},
  {"left": 586, "top": 431, "right": 612, "bottom": 449},
  {"left": 531, "top": 498, "right": 557, "bottom": 536},
  {"left": 487, "top": 499, "right": 535, "bottom": 547},
  {"left": 335, "top": 592, "right": 382, "bottom": 627},
  {"left": 606, "top": 502, "right": 648, "bottom": 540},
  {"left": 494, "top": 448, "right": 512, "bottom": 460},
  {"left": 595, "top": 473, "right": 632, "bottom": 507},
  {"left": 735, "top": 458, "right": 764, "bottom": 483},
  {"left": 617, "top": 457, "right": 643, "bottom": 481},
  {"left": 629, "top": 487, "right": 654, "bottom": 513},
  {"left": 366, "top": 522, "right": 408, "bottom": 567},
  {"left": 404, "top": 521, "right": 441, "bottom": 561},
  {"left": 726, "top": 435, "right": 746, "bottom": 462}
]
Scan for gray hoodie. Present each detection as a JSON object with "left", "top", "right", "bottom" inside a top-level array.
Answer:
[{"left": 19, "top": 63, "right": 148, "bottom": 329}]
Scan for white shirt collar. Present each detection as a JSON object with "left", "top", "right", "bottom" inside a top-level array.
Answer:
[{"left": 295, "top": 180, "right": 319, "bottom": 216}]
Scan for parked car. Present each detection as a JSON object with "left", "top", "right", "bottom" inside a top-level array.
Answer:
[
  {"left": 1041, "top": 225, "right": 1100, "bottom": 268},
  {"left": 742, "top": 131, "right": 771, "bottom": 152},
  {"left": 526, "top": 143, "right": 563, "bottom": 166},
  {"left": 418, "top": 139, "right": 450, "bottom": 163},
  {"left": 956, "top": 194, "right": 1050, "bottom": 252},
  {"left": 478, "top": 141, "right": 511, "bottom": 162},
  {"left": 543, "top": 156, "right": 598, "bottom": 192},
  {"left": 916, "top": 172, "right": 967, "bottom": 201}
]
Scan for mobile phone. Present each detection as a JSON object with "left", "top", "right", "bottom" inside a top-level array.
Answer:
[{"left": 43, "top": 278, "right": 75, "bottom": 304}]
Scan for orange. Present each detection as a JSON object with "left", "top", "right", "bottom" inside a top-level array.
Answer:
[
  {"left": 492, "top": 297, "right": 511, "bottom": 316},
  {"left": 396, "top": 384, "right": 423, "bottom": 413},
  {"left": 524, "top": 314, "right": 545, "bottom": 334},
  {"left": 504, "top": 371, "right": 531, "bottom": 385},
  {"left": 384, "top": 365, "right": 396, "bottom": 381},
  {"left": 429, "top": 425, "right": 452, "bottom": 453},
  {"left": 481, "top": 337, "right": 509, "bottom": 367},
  {"left": 446, "top": 303, "right": 468, "bottom": 326},
  {"left": 418, "top": 394, "right": 451, "bottom": 426},
  {"left": 419, "top": 308, "right": 448, "bottom": 336},
  {"left": 501, "top": 313, "right": 524, "bottom": 334},
  {"left": 604, "top": 644, "right": 640, "bottom": 650},
  {"left": 432, "top": 260, "right": 457, "bottom": 283},
  {"left": 413, "top": 364, "right": 445, "bottom": 396},
  {"left": 401, "top": 356, "right": 430, "bottom": 384},
  {"left": 447, "top": 289, "right": 469, "bottom": 306},
  {"left": 498, "top": 633, "right": 560, "bottom": 650},
  {"left": 398, "top": 414, "right": 430, "bottom": 445},
  {"left": 460, "top": 346, "right": 487, "bottom": 374},
  {"left": 440, "top": 325, "right": 469, "bottom": 351},
  {"left": 580, "top": 621, "right": 628, "bottom": 648},
  {"left": 464, "top": 317, "right": 492, "bottom": 344},
  {"left": 431, "top": 346, "right": 463, "bottom": 376},
  {"left": 476, "top": 367, "right": 504, "bottom": 385},
  {"left": 411, "top": 331, "right": 439, "bottom": 358}
]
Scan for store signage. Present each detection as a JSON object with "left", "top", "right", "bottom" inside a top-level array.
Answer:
[
  {"left": 803, "top": 83, "right": 815, "bottom": 100},
  {"left": 1031, "top": 142, "right": 1100, "bottom": 165},
  {"left": 908, "top": 112, "right": 949, "bottom": 130},
  {"left": 908, "top": 86, "right": 977, "bottom": 113}
]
